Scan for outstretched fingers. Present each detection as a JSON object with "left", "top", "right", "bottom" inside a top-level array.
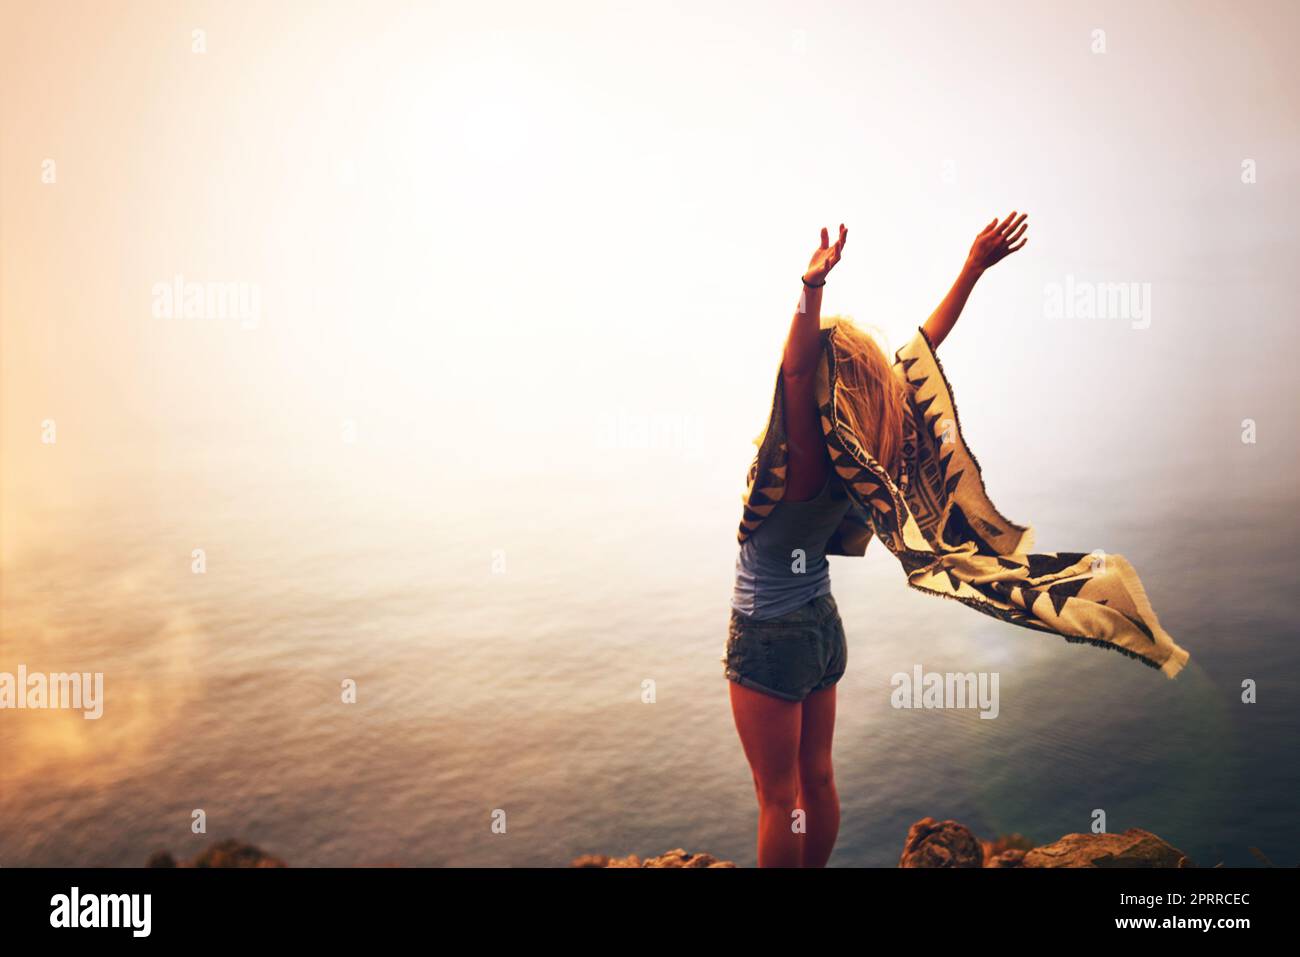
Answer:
[{"left": 998, "top": 211, "right": 1027, "bottom": 236}]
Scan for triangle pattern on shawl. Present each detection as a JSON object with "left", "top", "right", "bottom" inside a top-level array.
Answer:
[{"left": 735, "top": 323, "right": 1190, "bottom": 679}]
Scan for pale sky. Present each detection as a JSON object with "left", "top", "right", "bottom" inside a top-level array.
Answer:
[{"left": 3, "top": 0, "right": 1298, "bottom": 546}]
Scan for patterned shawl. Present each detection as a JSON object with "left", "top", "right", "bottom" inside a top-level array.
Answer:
[{"left": 737, "top": 324, "right": 1190, "bottom": 678}]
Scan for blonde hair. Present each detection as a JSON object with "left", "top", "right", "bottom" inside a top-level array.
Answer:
[{"left": 823, "top": 315, "right": 908, "bottom": 479}]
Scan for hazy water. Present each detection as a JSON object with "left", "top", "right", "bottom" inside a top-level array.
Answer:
[
  {"left": 5, "top": 0, "right": 1300, "bottom": 871},
  {"left": 1, "top": 432, "right": 1297, "bottom": 868}
]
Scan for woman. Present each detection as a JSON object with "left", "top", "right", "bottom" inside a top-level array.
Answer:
[{"left": 725, "top": 212, "right": 1029, "bottom": 868}]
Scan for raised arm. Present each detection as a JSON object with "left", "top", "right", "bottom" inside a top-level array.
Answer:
[
  {"left": 781, "top": 224, "right": 847, "bottom": 501},
  {"left": 922, "top": 211, "right": 1028, "bottom": 351}
]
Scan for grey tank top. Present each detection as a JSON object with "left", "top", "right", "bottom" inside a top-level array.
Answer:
[{"left": 731, "top": 472, "right": 854, "bottom": 620}]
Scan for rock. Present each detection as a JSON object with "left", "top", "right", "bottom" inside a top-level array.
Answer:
[
  {"left": 899, "top": 818, "right": 984, "bottom": 868},
  {"left": 981, "top": 832, "right": 1034, "bottom": 868},
  {"left": 570, "top": 848, "right": 736, "bottom": 868},
  {"left": 986, "top": 849, "right": 1028, "bottom": 868},
  {"left": 644, "top": 849, "right": 734, "bottom": 868},
  {"left": 1021, "top": 828, "right": 1191, "bottom": 868},
  {"left": 898, "top": 819, "right": 1188, "bottom": 869},
  {"left": 148, "top": 839, "right": 287, "bottom": 868},
  {"left": 194, "top": 839, "right": 287, "bottom": 868}
]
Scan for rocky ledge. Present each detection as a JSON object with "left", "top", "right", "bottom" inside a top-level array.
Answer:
[
  {"left": 148, "top": 838, "right": 286, "bottom": 868},
  {"left": 148, "top": 820, "right": 1194, "bottom": 868},
  {"left": 571, "top": 849, "right": 736, "bottom": 868},
  {"left": 899, "top": 817, "right": 1193, "bottom": 868},
  {"left": 570, "top": 817, "right": 1194, "bottom": 868}
]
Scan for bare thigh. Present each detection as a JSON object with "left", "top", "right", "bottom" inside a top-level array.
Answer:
[
  {"left": 729, "top": 681, "right": 838, "bottom": 783},
  {"left": 729, "top": 680, "right": 801, "bottom": 792},
  {"left": 797, "top": 684, "right": 837, "bottom": 786}
]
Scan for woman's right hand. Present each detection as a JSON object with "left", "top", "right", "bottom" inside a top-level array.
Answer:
[
  {"left": 966, "top": 211, "right": 1028, "bottom": 274},
  {"left": 803, "top": 224, "right": 848, "bottom": 285}
]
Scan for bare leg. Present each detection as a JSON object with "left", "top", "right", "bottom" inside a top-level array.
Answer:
[
  {"left": 728, "top": 679, "right": 802, "bottom": 867},
  {"left": 796, "top": 684, "right": 840, "bottom": 867}
]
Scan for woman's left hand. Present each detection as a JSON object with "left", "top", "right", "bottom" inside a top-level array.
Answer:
[
  {"left": 803, "top": 224, "right": 848, "bottom": 285},
  {"left": 967, "top": 211, "right": 1028, "bottom": 273}
]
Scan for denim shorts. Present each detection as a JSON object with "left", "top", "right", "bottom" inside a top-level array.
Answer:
[{"left": 723, "top": 593, "right": 847, "bottom": 703}]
